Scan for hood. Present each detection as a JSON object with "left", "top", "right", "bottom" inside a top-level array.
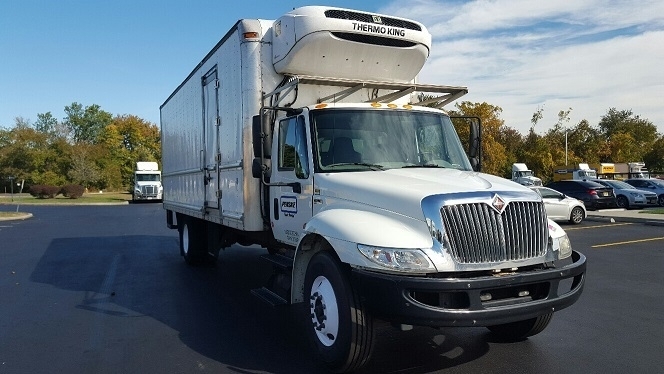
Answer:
[{"left": 315, "top": 168, "right": 537, "bottom": 219}]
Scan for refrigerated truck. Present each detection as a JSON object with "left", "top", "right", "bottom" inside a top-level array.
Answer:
[{"left": 160, "top": 6, "right": 585, "bottom": 372}]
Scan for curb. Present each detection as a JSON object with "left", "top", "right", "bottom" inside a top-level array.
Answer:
[
  {"left": 585, "top": 214, "right": 664, "bottom": 227},
  {"left": 0, "top": 213, "right": 33, "bottom": 222}
]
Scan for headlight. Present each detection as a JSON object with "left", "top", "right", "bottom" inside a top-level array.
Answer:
[
  {"left": 557, "top": 234, "right": 572, "bottom": 259},
  {"left": 629, "top": 192, "right": 642, "bottom": 198},
  {"left": 358, "top": 244, "right": 436, "bottom": 272}
]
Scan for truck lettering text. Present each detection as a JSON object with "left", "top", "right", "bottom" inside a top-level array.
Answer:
[{"left": 351, "top": 22, "right": 405, "bottom": 37}]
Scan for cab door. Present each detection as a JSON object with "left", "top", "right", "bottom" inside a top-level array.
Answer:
[{"left": 270, "top": 114, "right": 313, "bottom": 246}]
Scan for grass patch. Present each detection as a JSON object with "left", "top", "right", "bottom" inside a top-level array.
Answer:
[
  {"left": 641, "top": 208, "right": 664, "bottom": 215},
  {"left": 0, "top": 192, "right": 132, "bottom": 204}
]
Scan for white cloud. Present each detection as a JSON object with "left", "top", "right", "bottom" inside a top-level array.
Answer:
[{"left": 381, "top": 0, "right": 664, "bottom": 134}]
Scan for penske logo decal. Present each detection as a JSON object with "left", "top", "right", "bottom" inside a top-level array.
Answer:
[{"left": 281, "top": 196, "right": 297, "bottom": 217}]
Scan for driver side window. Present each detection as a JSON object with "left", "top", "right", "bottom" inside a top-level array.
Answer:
[{"left": 278, "top": 116, "right": 309, "bottom": 179}]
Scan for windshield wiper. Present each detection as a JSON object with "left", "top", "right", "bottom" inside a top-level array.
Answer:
[
  {"left": 402, "top": 164, "right": 445, "bottom": 169},
  {"left": 326, "top": 163, "right": 385, "bottom": 170}
]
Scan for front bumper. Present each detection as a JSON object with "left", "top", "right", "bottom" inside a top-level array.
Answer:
[{"left": 352, "top": 251, "right": 586, "bottom": 327}]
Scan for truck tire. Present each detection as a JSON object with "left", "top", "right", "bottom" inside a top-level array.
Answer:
[
  {"left": 569, "top": 206, "right": 585, "bottom": 224},
  {"left": 178, "top": 217, "right": 211, "bottom": 266},
  {"left": 487, "top": 312, "right": 553, "bottom": 341},
  {"left": 304, "top": 251, "right": 374, "bottom": 373}
]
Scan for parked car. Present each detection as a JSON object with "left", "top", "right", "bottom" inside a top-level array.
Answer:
[
  {"left": 530, "top": 186, "right": 586, "bottom": 224},
  {"left": 624, "top": 178, "right": 664, "bottom": 206},
  {"left": 545, "top": 180, "right": 617, "bottom": 210},
  {"left": 590, "top": 179, "right": 658, "bottom": 209}
]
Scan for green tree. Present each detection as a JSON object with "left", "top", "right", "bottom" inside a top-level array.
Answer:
[
  {"left": 643, "top": 136, "right": 664, "bottom": 173},
  {"left": 34, "top": 112, "right": 59, "bottom": 138},
  {"left": 598, "top": 108, "right": 658, "bottom": 162},
  {"left": 450, "top": 101, "right": 508, "bottom": 177},
  {"left": 64, "top": 102, "right": 113, "bottom": 144},
  {"left": 68, "top": 145, "right": 103, "bottom": 189},
  {"left": 97, "top": 115, "right": 161, "bottom": 189}
]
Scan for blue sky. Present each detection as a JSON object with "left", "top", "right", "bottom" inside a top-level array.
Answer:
[{"left": 1, "top": 0, "right": 663, "bottom": 134}]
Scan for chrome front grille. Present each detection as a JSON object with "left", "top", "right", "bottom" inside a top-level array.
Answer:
[
  {"left": 441, "top": 201, "right": 548, "bottom": 264},
  {"left": 142, "top": 185, "right": 157, "bottom": 197}
]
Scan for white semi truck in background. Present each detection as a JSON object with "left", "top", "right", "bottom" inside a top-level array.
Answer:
[
  {"left": 132, "top": 161, "right": 163, "bottom": 201},
  {"left": 160, "top": 6, "right": 585, "bottom": 372},
  {"left": 511, "top": 163, "right": 542, "bottom": 186}
]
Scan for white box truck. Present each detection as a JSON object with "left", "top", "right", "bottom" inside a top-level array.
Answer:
[
  {"left": 132, "top": 161, "right": 162, "bottom": 201},
  {"left": 160, "top": 6, "right": 586, "bottom": 372}
]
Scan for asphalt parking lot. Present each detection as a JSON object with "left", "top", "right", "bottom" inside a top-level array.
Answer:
[{"left": 1, "top": 204, "right": 663, "bottom": 373}]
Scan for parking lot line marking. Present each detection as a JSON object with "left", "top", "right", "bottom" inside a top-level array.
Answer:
[
  {"left": 565, "top": 223, "right": 633, "bottom": 231},
  {"left": 592, "top": 236, "right": 664, "bottom": 248}
]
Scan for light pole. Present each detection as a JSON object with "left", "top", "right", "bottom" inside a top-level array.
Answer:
[
  {"left": 8, "top": 176, "right": 15, "bottom": 202},
  {"left": 565, "top": 130, "right": 568, "bottom": 166}
]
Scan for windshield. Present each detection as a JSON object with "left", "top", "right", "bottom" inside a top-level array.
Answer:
[
  {"left": 311, "top": 109, "right": 473, "bottom": 172},
  {"left": 136, "top": 174, "right": 161, "bottom": 182},
  {"left": 520, "top": 170, "right": 534, "bottom": 177},
  {"left": 651, "top": 179, "right": 664, "bottom": 188},
  {"left": 579, "top": 170, "right": 597, "bottom": 178},
  {"left": 602, "top": 180, "right": 634, "bottom": 189}
]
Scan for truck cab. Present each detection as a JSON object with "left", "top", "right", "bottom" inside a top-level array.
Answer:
[
  {"left": 512, "top": 163, "right": 542, "bottom": 186},
  {"left": 133, "top": 161, "right": 163, "bottom": 201}
]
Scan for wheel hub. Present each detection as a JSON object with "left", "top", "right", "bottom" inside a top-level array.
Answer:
[{"left": 309, "top": 275, "right": 340, "bottom": 347}]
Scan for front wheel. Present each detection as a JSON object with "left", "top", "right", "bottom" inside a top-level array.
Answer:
[
  {"left": 304, "top": 251, "right": 374, "bottom": 373},
  {"left": 658, "top": 194, "right": 664, "bottom": 207},
  {"left": 487, "top": 313, "right": 553, "bottom": 341},
  {"left": 569, "top": 206, "right": 585, "bottom": 224}
]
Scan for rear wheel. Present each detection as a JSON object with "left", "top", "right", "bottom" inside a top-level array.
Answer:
[
  {"left": 304, "top": 251, "right": 374, "bottom": 373},
  {"left": 178, "top": 216, "right": 212, "bottom": 266},
  {"left": 569, "top": 206, "right": 585, "bottom": 224},
  {"left": 616, "top": 195, "right": 629, "bottom": 209},
  {"left": 487, "top": 313, "right": 553, "bottom": 341}
]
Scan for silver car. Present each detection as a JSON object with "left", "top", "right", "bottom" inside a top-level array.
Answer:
[
  {"left": 531, "top": 186, "right": 586, "bottom": 224},
  {"left": 624, "top": 178, "right": 664, "bottom": 206},
  {"left": 591, "top": 179, "right": 658, "bottom": 209}
]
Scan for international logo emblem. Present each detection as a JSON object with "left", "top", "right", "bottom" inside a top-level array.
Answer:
[{"left": 491, "top": 194, "right": 507, "bottom": 214}]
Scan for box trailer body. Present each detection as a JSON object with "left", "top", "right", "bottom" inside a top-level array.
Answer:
[
  {"left": 553, "top": 163, "right": 598, "bottom": 181},
  {"left": 132, "top": 161, "right": 162, "bottom": 201},
  {"left": 160, "top": 6, "right": 585, "bottom": 372}
]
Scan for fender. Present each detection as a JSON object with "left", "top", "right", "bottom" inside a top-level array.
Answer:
[
  {"left": 289, "top": 208, "right": 434, "bottom": 304},
  {"left": 303, "top": 208, "right": 432, "bottom": 265}
]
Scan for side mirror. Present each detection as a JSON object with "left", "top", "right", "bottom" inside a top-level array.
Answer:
[
  {"left": 468, "top": 118, "right": 482, "bottom": 172},
  {"left": 252, "top": 115, "right": 272, "bottom": 159}
]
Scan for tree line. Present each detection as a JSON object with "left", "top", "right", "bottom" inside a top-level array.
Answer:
[
  {"left": 0, "top": 102, "right": 160, "bottom": 193},
  {"left": 1, "top": 101, "right": 661, "bottom": 193},
  {"left": 450, "top": 102, "right": 664, "bottom": 183}
]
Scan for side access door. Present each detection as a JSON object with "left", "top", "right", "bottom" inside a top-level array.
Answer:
[
  {"left": 270, "top": 114, "right": 313, "bottom": 246},
  {"left": 202, "top": 68, "right": 220, "bottom": 210}
]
